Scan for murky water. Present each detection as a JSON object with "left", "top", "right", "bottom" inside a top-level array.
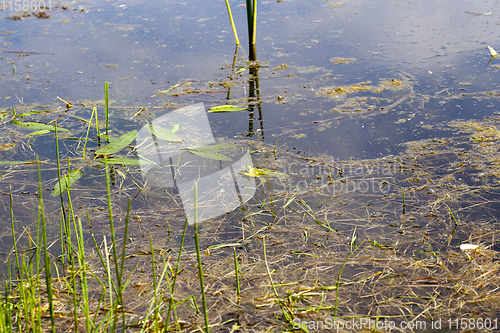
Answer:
[{"left": 2, "top": 0, "right": 500, "bottom": 160}]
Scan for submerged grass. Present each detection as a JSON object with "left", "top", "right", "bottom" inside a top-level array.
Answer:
[{"left": 1, "top": 85, "right": 500, "bottom": 332}]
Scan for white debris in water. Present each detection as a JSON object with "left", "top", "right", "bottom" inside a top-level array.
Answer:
[{"left": 460, "top": 244, "right": 479, "bottom": 251}]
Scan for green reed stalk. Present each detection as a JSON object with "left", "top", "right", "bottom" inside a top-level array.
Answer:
[
  {"left": 95, "top": 106, "right": 101, "bottom": 137},
  {"left": 103, "top": 236, "right": 115, "bottom": 327},
  {"left": 150, "top": 236, "right": 159, "bottom": 331},
  {"left": 104, "top": 159, "right": 123, "bottom": 327},
  {"left": 120, "top": 200, "right": 131, "bottom": 284},
  {"left": 1, "top": 281, "right": 11, "bottom": 331},
  {"left": 193, "top": 184, "right": 210, "bottom": 333},
  {"left": 68, "top": 207, "right": 79, "bottom": 333},
  {"left": 62, "top": 157, "right": 82, "bottom": 328},
  {"left": 5, "top": 254, "right": 13, "bottom": 331},
  {"left": 9, "top": 186, "right": 20, "bottom": 278},
  {"left": 54, "top": 122, "right": 69, "bottom": 261},
  {"left": 246, "top": 0, "right": 253, "bottom": 44},
  {"left": 19, "top": 251, "right": 30, "bottom": 331},
  {"left": 82, "top": 107, "right": 96, "bottom": 158},
  {"left": 233, "top": 248, "right": 240, "bottom": 295},
  {"left": 139, "top": 250, "right": 170, "bottom": 332},
  {"left": 55, "top": 125, "right": 79, "bottom": 332},
  {"left": 36, "top": 156, "right": 55, "bottom": 333},
  {"left": 105, "top": 82, "right": 109, "bottom": 138},
  {"left": 163, "top": 218, "right": 189, "bottom": 333},
  {"left": 119, "top": 199, "right": 131, "bottom": 331},
  {"left": 65, "top": 176, "right": 92, "bottom": 332},
  {"left": 252, "top": 0, "right": 257, "bottom": 45},
  {"left": 105, "top": 159, "right": 120, "bottom": 285},
  {"left": 76, "top": 216, "right": 92, "bottom": 332},
  {"left": 86, "top": 214, "right": 112, "bottom": 312},
  {"left": 334, "top": 240, "right": 365, "bottom": 320},
  {"left": 224, "top": 0, "right": 239, "bottom": 45}
]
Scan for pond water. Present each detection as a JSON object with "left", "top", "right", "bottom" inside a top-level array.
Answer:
[
  {"left": 1, "top": 0, "right": 500, "bottom": 330},
  {"left": 2, "top": 0, "right": 500, "bottom": 160}
]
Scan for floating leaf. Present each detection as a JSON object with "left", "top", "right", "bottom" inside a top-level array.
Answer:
[
  {"left": 16, "top": 110, "right": 50, "bottom": 117},
  {"left": 235, "top": 67, "right": 246, "bottom": 74},
  {"left": 52, "top": 168, "right": 83, "bottom": 196},
  {"left": 97, "top": 158, "right": 151, "bottom": 166},
  {"left": 185, "top": 149, "right": 232, "bottom": 161},
  {"left": 240, "top": 166, "right": 287, "bottom": 179},
  {"left": 11, "top": 120, "right": 69, "bottom": 132},
  {"left": 208, "top": 105, "right": 247, "bottom": 113},
  {"left": 171, "top": 124, "right": 179, "bottom": 133},
  {"left": 95, "top": 130, "right": 137, "bottom": 156},
  {"left": 28, "top": 130, "right": 52, "bottom": 136},
  {"left": 146, "top": 125, "right": 183, "bottom": 143},
  {"left": 185, "top": 144, "right": 238, "bottom": 152},
  {"left": 488, "top": 45, "right": 497, "bottom": 64}
]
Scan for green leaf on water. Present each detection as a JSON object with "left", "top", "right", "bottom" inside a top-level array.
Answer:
[
  {"left": 52, "top": 168, "right": 83, "bottom": 196},
  {"left": 185, "top": 149, "right": 232, "bottom": 161},
  {"left": 182, "top": 143, "right": 238, "bottom": 161},
  {"left": 28, "top": 130, "right": 52, "bottom": 136},
  {"left": 171, "top": 124, "right": 179, "bottom": 133},
  {"left": 146, "top": 124, "right": 183, "bottom": 143},
  {"left": 97, "top": 158, "right": 151, "bottom": 166},
  {"left": 16, "top": 110, "right": 50, "bottom": 117},
  {"left": 95, "top": 130, "right": 137, "bottom": 156},
  {"left": 235, "top": 67, "right": 247, "bottom": 74},
  {"left": 11, "top": 120, "right": 69, "bottom": 132},
  {"left": 185, "top": 144, "right": 238, "bottom": 151},
  {"left": 208, "top": 105, "right": 247, "bottom": 113}
]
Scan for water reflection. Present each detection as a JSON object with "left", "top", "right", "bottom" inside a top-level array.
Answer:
[{"left": 0, "top": 0, "right": 500, "bottom": 160}]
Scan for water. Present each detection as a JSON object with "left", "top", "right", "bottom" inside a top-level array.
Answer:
[{"left": 0, "top": 0, "right": 499, "bottom": 158}]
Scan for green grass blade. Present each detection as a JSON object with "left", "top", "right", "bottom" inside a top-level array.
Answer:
[
  {"left": 233, "top": 248, "right": 240, "bottom": 296},
  {"left": 9, "top": 185, "right": 20, "bottom": 278},
  {"left": 164, "top": 218, "right": 189, "bottom": 332},
  {"left": 36, "top": 156, "right": 55, "bottom": 333},
  {"left": 194, "top": 184, "right": 210, "bottom": 333},
  {"left": 105, "top": 82, "right": 109, "bottom": 138},
  {"left": 104, "top": 159, "right": 123, "bottom": 328},
  {"left": 82, "top": 107, "right": 96, "bottom": 158}
]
